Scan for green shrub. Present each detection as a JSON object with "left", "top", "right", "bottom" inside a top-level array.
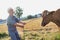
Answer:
[
  {"left": 55, "top": 33, "right": 60, "bottom": 40},
  {"left": 0, "top": 32, "right": 8, "bottom": 38}
]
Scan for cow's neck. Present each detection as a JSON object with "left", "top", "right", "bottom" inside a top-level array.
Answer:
[{"left": 51, "top": 19, "right": 60, "bottom": 27}]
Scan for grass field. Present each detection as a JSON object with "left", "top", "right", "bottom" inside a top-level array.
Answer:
[
  {"left": 0, "top": 23, "right": 24, "bottom": 40},
  {"left": 0, "top": 17, "right": 60, "bottom": 40}
]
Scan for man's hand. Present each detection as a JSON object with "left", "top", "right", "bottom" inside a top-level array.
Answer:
[
  {"left": 19, "top": 21, "right": 26, "bottom": 25},
  {"left": 22, "top": 22, "right": 26, "bottom": 25},
  {"left": 18, "top": 23, "right": 24, "bottom": 28}
]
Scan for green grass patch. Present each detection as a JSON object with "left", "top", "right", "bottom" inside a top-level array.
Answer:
[
  {"left": 0, "top": 32, "right": 9, "bottom": 38},
  {"left": 55, "top": 33, "right": 60, "bottom": 40}
]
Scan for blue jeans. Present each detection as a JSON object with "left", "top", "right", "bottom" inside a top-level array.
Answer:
[{"left": 8, "top": 30, "right": 21, "bottom": 40}]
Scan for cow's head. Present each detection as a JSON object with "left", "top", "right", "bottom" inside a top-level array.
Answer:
[{"left": 41, "top": 10, "right": 55, "bottom": 26}]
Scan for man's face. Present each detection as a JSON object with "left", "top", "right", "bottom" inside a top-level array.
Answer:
[{"left": 8, "top": 8, "right": 14, "bottom": 16}]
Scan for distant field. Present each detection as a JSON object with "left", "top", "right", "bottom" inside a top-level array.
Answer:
[{"left": 0, "top": 17, "right": 60, "bottom": 40}]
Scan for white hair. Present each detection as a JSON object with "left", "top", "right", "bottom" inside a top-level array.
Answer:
[{"left": 8, "top": 8, "right": 13, "bottom": 12}]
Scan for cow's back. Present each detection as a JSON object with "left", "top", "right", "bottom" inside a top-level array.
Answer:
[{"left": 53, "top": 9, "right": 60, "bottom": 21}]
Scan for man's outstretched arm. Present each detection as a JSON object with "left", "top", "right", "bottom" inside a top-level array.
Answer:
[{"left": 14, "top": 22, "right": 24, "bottom": 28}]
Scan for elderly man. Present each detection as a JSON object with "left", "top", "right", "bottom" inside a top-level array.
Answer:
[{"left": 7, "top": 8, "right": 25, "bottom": 40}]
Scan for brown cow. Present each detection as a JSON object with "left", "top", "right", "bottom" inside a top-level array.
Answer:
[{"left": 41, "top": 9, "right": 60, "bottom": 31}]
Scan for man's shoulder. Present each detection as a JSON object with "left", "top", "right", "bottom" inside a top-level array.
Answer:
[{"left": 7, "top": 16, "right": 10, "bottom": 19}]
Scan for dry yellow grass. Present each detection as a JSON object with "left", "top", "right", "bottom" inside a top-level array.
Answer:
[
  {"left": 24, "top": 17, "right": 59, "bottom": 32},
  {"left": 0, "top": 17, "right": 58, "bottom": 33},
  {"left": 0, "top": 24, "right": 24, "bottom": 40},
  {"left": 24, "top": 17, "right": 60, "bottom": 40},
  {"left": 0, "top": 17, "right": 59, "bottom": 40}
]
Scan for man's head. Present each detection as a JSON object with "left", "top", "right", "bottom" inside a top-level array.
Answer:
[{"left": 8, "top": 8, "right": 14, "bottom": 16}]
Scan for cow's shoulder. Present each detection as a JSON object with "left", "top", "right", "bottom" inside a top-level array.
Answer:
[{"left": 56, "top": 9, "right": 60, "bottom": 13}]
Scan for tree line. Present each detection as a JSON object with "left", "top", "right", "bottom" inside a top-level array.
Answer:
[{"left": 15, "top": 6, "right": 42, "bottom": 20}]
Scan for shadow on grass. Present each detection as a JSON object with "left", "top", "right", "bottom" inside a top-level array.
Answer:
[{"left": 0, "top": 32, "right": 9, "bottom": 38}]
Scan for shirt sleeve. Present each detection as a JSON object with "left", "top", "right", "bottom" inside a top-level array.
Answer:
[
  {"left": 7, "top": 17, "right": 16, "bottom": 25},
  {"left": 15, "top": 17, "right": 20, "bottom": 23}
]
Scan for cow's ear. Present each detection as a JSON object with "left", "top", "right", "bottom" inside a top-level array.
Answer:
[
  {"left": 49, "top": 11, "right": 55, "bottom": 15},
  {"left": 42, "top": 10, "right": 49, "bottom": 17}
]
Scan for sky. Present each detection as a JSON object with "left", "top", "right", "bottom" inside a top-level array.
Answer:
[{"left": 0, "top": 0, "right": 60, "bottom": 19}]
